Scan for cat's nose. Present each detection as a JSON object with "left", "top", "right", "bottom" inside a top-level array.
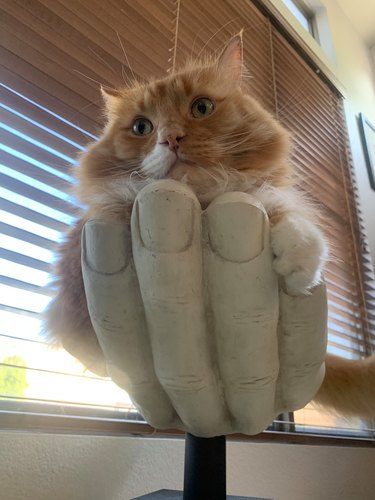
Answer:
[{"left": 159, "top": 133, "right": 186, "bottom": 152}]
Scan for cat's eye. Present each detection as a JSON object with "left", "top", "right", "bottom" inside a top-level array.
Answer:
[
  {"left": 132, "top": 118, "right": 153, "bottom": 136},
  {"left": 191, "top": 98, "right": 215, "bottom": 118}
]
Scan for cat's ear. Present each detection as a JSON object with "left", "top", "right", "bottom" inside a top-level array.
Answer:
[
  {"left": 217, "top": 31, "right": 244, "bottom": 82},
  {"left": 101, "top": 86, "right": 122, "bottom": 114}
]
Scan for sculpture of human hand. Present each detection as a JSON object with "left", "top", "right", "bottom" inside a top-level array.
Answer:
[{"left": 82, "top": 180, "right": 327, "bottom": 437}]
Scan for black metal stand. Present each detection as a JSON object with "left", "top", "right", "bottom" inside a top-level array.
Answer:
[
  {"left": 132, "top": 433, "right": 271, "bottom": 500},
  {"left": 183, "top": 433, "right": 226, "bottom": 500}
]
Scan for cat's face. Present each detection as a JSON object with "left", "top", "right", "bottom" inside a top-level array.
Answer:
[{"left": 77, "top": 36, "right": 291, "bottom": 207}]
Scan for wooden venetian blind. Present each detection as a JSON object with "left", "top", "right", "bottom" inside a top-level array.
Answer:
[
  {"left": 0, "top": 0, "right": 374, "bottom": 435},
  {"left": 0, "top": 0, "right": 176, "bottom": 426},
  {"left": 174, "top": 0, "right": 375, "bottom": 360},
  {"left": 271, "top": 30, "right": 375, "bottom": 358}
]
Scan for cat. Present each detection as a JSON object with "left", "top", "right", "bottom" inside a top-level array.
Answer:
[{"left": 45, "top": 34, "right": 375, "bottom": 419}]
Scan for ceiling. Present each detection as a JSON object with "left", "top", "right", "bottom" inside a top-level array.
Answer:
[{"left": 338, "top": 0, "right": 375, "bottom": 47}]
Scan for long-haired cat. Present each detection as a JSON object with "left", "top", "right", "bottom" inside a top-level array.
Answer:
[{"left": 45, "top": 34, "right": 375, "bottom": 418}]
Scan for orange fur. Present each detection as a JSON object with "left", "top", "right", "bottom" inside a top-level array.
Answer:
[
  {"left": 44, "top": 217, "right": 107, "bottom": 376},
  {"left": 44, "top": 35, "right": 375, "bottom": 419},
  {"left": 315, "top": 354, "right": 375, "bottom": 417}
]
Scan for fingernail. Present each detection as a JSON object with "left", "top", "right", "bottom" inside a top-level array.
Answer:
[
  {"left": 205, "top": 193, "right": 266, "bottom": 262},
  {"left": 82, "top": 220, "right": 130, "bottom": 274},
  {"left": 134, "top": 181, "right": 199, "bottom": 253}
]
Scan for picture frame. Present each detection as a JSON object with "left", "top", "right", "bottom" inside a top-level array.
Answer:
[{"left": 358, "top": 113, "right": 375, "bottom": 191}]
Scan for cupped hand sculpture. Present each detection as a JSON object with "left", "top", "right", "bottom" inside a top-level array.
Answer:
[{"left": 81, "top": 180, "right": 327, "bottom": 437}]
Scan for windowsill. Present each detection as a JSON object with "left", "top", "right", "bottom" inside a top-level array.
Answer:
[{"left": 1, "top": 411, "right": 374, "bottom": 448}]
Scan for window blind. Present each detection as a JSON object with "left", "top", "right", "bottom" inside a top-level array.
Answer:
[{"left": 1, "top": 0, "right": 374, "bottom": 440}]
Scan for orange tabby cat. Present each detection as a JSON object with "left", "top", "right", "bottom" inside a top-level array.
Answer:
[{"left": 45, "top": 35, "right": 375, "bottom": 418}]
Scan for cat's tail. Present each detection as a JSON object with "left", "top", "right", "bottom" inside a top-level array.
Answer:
[{"left": 314, "top": 353, "right": 375, "bottom": 417}]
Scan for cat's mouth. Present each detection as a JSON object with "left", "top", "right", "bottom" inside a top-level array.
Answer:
[{"left": 140, "top": 149, "right": 199, "bottom": 180}]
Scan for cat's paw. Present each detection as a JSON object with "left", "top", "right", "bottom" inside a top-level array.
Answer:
[{"left": 270, "top": 214, "right": 328, "bottom": 295}]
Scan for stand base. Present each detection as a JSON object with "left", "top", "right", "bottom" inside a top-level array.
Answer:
[{"left": 132, "top": 490, "right": 272, "bottom": 499}]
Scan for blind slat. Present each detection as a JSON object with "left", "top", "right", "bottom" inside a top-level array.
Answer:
[
  {"left": 4, "top": 0, "right": 123, "bottom": 88},
  {"left": 0, "top": 48, "right": 101, "bottom": 126},
  {"left": 0, "top": 198, "right": 69, "bottom": 232},
  {"left": 0, "top": 361, "right": 104, "bottom": 381},
  {"left": 0, "top": 247, "right": 51, "bottom": 273},
  {"left": 0, "top": 84, "right": 92, "bottom": 148},
  {"left": 0, "top": 70, "right": 98, "bottom": 139},
  {"left": 0, "top": 304, "right": 41, "bottom": 319},
  {"left": 0, "top": 17, "right": 103, "bottom": 110},
  {"left": 0, "top": 150, "right": 73, "bottom": 194},
  {"left": 0, "top": 174, "right": 77, "bottom": 216},
  {"left": 0, "top": 127, "right": 74, "bottom": 177},
  {"left": 0, "top": 275, "right": 53, "bottom": 297},
  {"left": 1, "top": 106, "right": 81, "bottom": 161}
]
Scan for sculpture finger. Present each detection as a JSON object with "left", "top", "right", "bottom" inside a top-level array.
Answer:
[
  {"left": 276, "top": 283, "right": 327, "bottom": 412},
  {"left": 204, "top": 193, "right": 279, "bottom": 435},
  {"left": 81, "top": 219, "right": 180, "bottom": 429},
  {"left": 132, "top": 180, "right": 231, "bottom": 437}
]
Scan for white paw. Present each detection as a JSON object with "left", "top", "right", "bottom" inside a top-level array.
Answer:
[{"left": 271, "top": 215, "right": 328, "bottom": 295}]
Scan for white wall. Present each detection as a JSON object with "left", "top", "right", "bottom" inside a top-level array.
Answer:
[
  {"left": 317, "top": 0, "right": 375, "bottom": 264},
  {"left": 1, "top": 432, "right": 375, "bottom": 500}
]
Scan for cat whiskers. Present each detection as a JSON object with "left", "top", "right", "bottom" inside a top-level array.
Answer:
[
  {"left": 116, "top": 31, "right": 136, "bottom": 83},
  {"left": 73, "top": 70, "right": 117, "bottom": 92},
  {"left": 218, "top": 130, "right": 251, "bottom": 139},
  {"left": 197, "top": 19, "right": 239, "bottom": 59},
  {"left": 217, "top": 136, "right": 254, "bottom": 152},
  {"left": 218, "top": 138, "right": 250, "bottom": 148},
  {"left": 88, "top": 47, "right": 118, "bottom": 76},
  {"left": 219, "top": 136, "right": 283, "bottom": 153},
  {"left": 216, "top": 131, "right": 253, "bottom": 147}
]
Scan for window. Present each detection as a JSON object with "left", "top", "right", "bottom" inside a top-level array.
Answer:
[
  {"left": 1, "top": 0, "right": 374, "bottom": 442},
  {"left": 281, "top": 0, "right": 313, "bottom": 34},
  {"left": 271, "top": 0, "right": 337, "bottom": 64},
  {"left": 0, "top": 83, "right": 138, "bottom": 425}
]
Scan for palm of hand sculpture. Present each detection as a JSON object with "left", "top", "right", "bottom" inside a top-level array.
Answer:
[{"left": 82, "top": 181, "right": 327, "bottom": 437}]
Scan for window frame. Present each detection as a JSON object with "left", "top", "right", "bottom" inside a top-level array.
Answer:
[
  {"left": 259, "top": 0, "right": 342, "bottom": 93},
  {"left": 280, "top": 0, "right": 315, "bottom": 36},
  {"left": 1, "top": 405, "right": 374, "bottom": 448}
]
